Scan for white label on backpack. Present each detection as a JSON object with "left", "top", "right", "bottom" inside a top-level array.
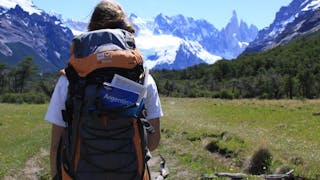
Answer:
[
  {"left": 97, "top": 53, "right": 105, "bottom": 61},
  {"left": 96, "top": 52, "right": 113, "bottom": 63}
]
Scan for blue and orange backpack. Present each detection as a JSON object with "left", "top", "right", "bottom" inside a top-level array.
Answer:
[{"left": 56, "top": 29, "right": 152, "bottom": 180}]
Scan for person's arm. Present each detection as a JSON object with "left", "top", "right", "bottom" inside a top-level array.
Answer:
[
  {"left": 147, "top": 118, "right": 160, "bottom": 151},
  {"left": 50, "top": 124, "right": 65, "bottom": 178}
]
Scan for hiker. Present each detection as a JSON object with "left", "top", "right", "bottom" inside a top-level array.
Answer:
[{"left": 45, "top": 0, "right": 163, "bottom": 179}]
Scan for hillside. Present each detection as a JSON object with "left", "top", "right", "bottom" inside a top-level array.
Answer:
[
  {"left": 0, "top": 5, "right": 73, "bottom": 72},
  {"left": 244, "top": 0, "right": 320, "bottom": 53},
  {"left": 152, "top": 29, "right": 320, "bottom": 99}
]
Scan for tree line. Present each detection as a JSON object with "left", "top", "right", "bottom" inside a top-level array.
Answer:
[
  {"left": 152, "top": 30, "right": 320, "bottom": 99},
  {"left": 1, "top": 30, "right": 319, "bottom": 103},
  {"left": 0, "top": 56, "right": 58, "bottom": 103}
]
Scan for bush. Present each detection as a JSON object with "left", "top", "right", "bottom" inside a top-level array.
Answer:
[
  {"left": 245, "top": 147, "right": 273, "bottom": 175},
  {"left": 0, "top": 92, "right": 48, "bottom": 104},
  {"left": 186, "top": 89, "right": 200, "bottom": 98},
  {"left": 218, "top": 89, "right": 234, "bottom": 99},
  {"left": 0, "top": 93, "right": 24, "bottom": 104},
  {"left": 259, "top": 93, "right": 270, "bottom": 99}
]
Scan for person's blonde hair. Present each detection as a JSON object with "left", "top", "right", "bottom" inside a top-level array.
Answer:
[{"left": 88, "top": 0, "right": 135, "bottom": 33}]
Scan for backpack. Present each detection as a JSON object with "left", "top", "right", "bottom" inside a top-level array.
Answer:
[{"left": 56, "top": 29, "right": 152, "bottom": 180}]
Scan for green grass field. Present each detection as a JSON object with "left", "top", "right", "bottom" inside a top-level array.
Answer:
[
  {"left": 0, "top": 103, "right": 51, "bottom": 179},
  {"left": 1, "top": 98, "right": 319, "bottom": 179},
  {"left": 158, "top": 98, "right": 320, "bottom": 179}
]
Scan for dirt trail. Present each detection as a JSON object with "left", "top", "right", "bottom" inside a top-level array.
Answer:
[
  {"left": 3, "top": 150, "right": 165, "bottom": 180},
  {"left": 3, "top": 148, "right": 49, "bottom": 180},
  {"left": 148, "top": 155, "right": 163, "bottom": 179}
]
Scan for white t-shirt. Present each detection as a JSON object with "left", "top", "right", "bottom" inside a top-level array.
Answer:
[{"left": 45, "top": 75, "right": 163, "bottom": 127}]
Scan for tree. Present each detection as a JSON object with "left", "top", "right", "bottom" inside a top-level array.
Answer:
[
  {"left": 283, "top": 75, "right": 295, "bottom": 99},
  {"left": 212, "top": 60, "right": 231, "bottom": 81},
  {"left": 297, "top": 69, "right": 315, "bottom": 98},
  {"left": 164, "top": 80, "right": 177, "bottom": 96},
  {"left": 0, "top": 63, "right": 8, "bottom": 93},
  {"left": 266, "top": 69, "right": 281, "bottom": 99},
  {"left": 9, "top": 57, "right": 38, "bottom": 93}
]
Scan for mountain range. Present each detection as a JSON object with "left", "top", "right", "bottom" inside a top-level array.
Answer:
[
  {"left": 0, "top": 0, "right": 258, "bottom": 71},
  {"left": 0, "top": 0, "right": 319, "bottom": 71},
  {"left": 64, "top": 11, "right": 259, "bottom": 69},
  {"left": 130, "top": 12, "right": 258, "bottom": 69}
]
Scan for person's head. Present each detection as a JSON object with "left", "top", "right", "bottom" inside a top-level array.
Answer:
[{"left": 88, "top": 0, "right": 135, "bottom": 33}]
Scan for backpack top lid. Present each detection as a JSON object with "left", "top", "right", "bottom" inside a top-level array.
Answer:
[
  {"left": 67, "top": 28, "right": 143, "bottom": 77},
  {"left": 73, "top": 28, "right": 136, "bottom": 58}
]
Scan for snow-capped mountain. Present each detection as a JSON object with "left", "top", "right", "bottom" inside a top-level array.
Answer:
[
  {"left": 0, "top": 0, "right": 41, "bottom": 15},
  {"left": 219, "top": 11, "right": 259, "bottom": 58},
  {"left": 244, "top": 0, "right": 320, "bottom": 53},
  {"left": 0, "top": 0, "right": 73, "bottom": 71},
  {"left": 62, "top": 19, "right": 87, "bottom": 35},
  {"left": 130, "top": 14, "right": 222, "bottom": 69},
  {"left": 136, "top": 12, "right": 258, "bottom": 68},
  {"left": 65, "top": 11, "right": 258, "bottom": 69}
]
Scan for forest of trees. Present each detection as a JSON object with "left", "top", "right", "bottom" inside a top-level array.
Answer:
[
  {"left": 152, "top": 30, "right": 320, "bottom": 99},
  {"left": 0, "top": 56, "right": 58, "bottom": 103},
  {"left": 0, "top": 30, "right": 319, "bottom": 103}
]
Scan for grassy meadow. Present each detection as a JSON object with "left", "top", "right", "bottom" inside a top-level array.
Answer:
[
  {"left": 0, "top": 104, "right": 51, "bottom": 179},
  {"left": 0, "top": 98, "right": 320, "bottom": 179},
  {"left": 157, "top": 98, "right": 320, "bottom": 179}
]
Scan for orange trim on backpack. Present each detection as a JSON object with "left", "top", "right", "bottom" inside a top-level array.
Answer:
[
  {"left": 133, "top": 118, "right": 144, "bottom": 176},
  {"left": 67, "top": 49, "right": 143, "bottom": 77},
  {"left": 61, "top": 122, "right": 81, "bottom": 180},
  {"left": 74, "top": 124, "right": 81, "bottom": 172},
  {"left": 61, "top": 167, "right": 72, "bottom": 180},
  {"left": 143, "top": 168, "right": 150, "bottom": 180}
]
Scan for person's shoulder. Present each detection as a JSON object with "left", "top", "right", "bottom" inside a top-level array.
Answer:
[{"left": 146, "top": 74, "right": 156, "bottom": 85}]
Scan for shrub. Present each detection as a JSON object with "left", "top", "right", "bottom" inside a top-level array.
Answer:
[
  {"left": 259, "top": 93, "right": 270, "bottom": 99},
  {"left": 0, "top": 92, "right": 48, "bottom": 104},
  {"left": 219, "top": 89, "right": 234, "bottom": 99},
  {"left": 244, "top": 147, "right": 273, "bottom": 175},
  {"left": 0, "top": 93, "right": 24, "bottom": 104}
]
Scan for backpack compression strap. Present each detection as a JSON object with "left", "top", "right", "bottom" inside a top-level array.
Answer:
[{"left": 67, "top": 48, "right": 143, "bottom": 77}]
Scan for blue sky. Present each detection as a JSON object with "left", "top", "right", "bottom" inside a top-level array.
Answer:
[{"left": 32, "top": 0, "right": 292, "bottom": 29}]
